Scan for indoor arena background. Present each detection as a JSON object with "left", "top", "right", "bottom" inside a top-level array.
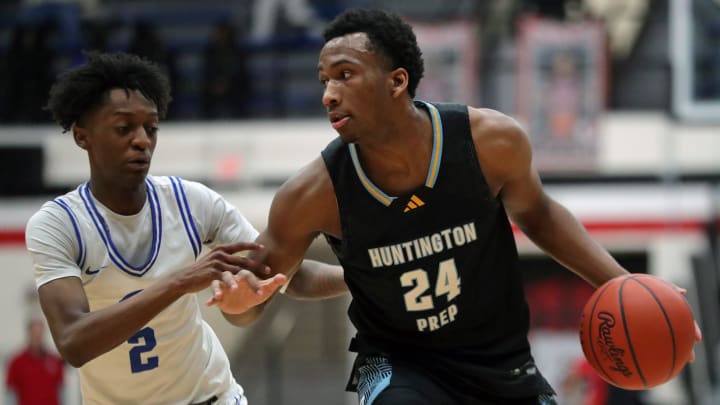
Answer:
[{"left": 0, "top": 1, "right": 719, "bottom": 404}]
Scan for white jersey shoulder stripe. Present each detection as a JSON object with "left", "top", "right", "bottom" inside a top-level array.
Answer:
[
  {"left": 51, "top": 197, "right": 86, "bottom": 269},
  {"left": 170, "top": 176, "right": 202, "bottom": 258}
]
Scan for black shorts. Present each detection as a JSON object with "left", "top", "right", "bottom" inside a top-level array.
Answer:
[{"left": 354, "top": 356, "right": 558, "bottom": 405}]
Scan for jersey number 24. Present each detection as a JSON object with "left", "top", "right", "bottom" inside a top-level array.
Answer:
[{"left": 400, "top": 258, "right": 461, "bottom": 311}]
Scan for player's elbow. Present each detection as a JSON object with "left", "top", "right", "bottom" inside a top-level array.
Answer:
[
  {"left": 56, "top": 344, "right": 89, "bottom": 368},
  {"left": 64, "top": 356, "right": 88, "bottom": 369},
  {"left": 54, "top": 336, "right": 93, "bottom": 368},
  {"left": 283, "top": 269, "right": 315, "bottom": 299},
  {"left": 285, "top": 264, "right": 347, "bottom": 300}
]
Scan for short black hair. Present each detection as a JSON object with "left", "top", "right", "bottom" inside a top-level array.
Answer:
[
  {"left": 46, "top": 51, "right": 172, "bottom": 132},
  {"left": 323, "top": 9, "right": 424, "bottom": 98}
]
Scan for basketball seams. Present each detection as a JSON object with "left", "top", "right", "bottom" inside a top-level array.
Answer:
[
  {"left": 585, "top": 277, "right": 619, "bottom": 385},
  {"left": 629, "top": 276, "right": 678, "bottom": 381},
  {"left": 620, "top": 276, "right": 648, "bottom": 388},
  {"left": 581, "top": 273, "right": 695, "bottom": 390}
]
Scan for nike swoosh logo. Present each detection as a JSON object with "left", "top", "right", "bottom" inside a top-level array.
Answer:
[{"left": 85, "top": 266, "right": 107, "bottom": 275}]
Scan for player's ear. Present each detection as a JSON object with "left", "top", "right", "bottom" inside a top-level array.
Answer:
[
  {"left": 73, "top": 124, "right": 89, "bottom": 150},
  {"left": 389, "top": 68, "right": 408, "bottom": 98}
]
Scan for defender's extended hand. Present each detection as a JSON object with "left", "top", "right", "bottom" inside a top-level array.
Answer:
[
  {"left": 206, "top": 271, "right": 287, "bottom": 314},
  {"left": 178, "top": 242, "right": 271, "bottom": 295}
]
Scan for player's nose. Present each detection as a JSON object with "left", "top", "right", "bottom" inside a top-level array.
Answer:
[{"left": 322, "top": 81, "right": 341, "bottom": 107}]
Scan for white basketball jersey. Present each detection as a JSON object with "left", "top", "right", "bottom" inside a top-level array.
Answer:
[{"left": 26, "top": 176, "right": 257, "bottom": 405}]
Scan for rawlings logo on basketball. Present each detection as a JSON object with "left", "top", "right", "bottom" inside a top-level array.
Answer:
[
  {"left": 596, "top": 311, "right": 633, "bottom": 377},
  {"left": 581, "top": 274, "right": 696, "bottom": 390}
]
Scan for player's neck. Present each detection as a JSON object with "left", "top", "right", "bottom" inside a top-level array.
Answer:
[
  {"left": 88, "top": 178, "right": 147, "bottom": 215},
  {"left": 358, "top": 102, "right": 431, "bottom": 159},
  {"left": 354, "top": 104, "right": 433, "bottom": 195}
]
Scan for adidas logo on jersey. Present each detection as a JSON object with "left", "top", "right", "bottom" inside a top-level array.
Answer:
[{"left": 403, "top": 195, "right": 425, "bottom": 213}]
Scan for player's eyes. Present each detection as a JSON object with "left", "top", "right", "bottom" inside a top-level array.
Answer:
[{"left": 145, "top": 126, "right": 158, "bottom": 136}]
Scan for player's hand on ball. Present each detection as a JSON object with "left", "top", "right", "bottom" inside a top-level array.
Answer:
[
  {"left": 206, "top": 270, "right": 287, "bottom": 314},
  {"left": 676, "top": 286, "right": 703, "bottom": 361}
]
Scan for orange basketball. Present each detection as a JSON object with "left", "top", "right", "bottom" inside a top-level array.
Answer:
[{"left": 579, "top": 274, "right": 696, "bottom": 390}]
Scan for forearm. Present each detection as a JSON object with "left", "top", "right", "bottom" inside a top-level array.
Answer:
[
  {"left": 285, "top": 259, "right": 348, "bottom": 299},
  {"left": 42, "top": 279, "right": 183, "bottom": 367},
  {"left": 517, "top": 199, "right": 628, "bottom": 287}
]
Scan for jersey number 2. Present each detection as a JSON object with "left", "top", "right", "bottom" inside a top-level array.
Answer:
[
  {"left": 129, "top": 327, "right": 159, "bottom": 373},
  {"left": 400, "top": 258, "right": 461, "bottom": 311}
]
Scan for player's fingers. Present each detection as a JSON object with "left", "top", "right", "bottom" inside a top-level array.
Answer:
[
  {"left": 229, "top": 255, "right": 271, "bottom": 276},
  {"left": 236, "top": 269, "right": 262, "bottom": 294},
  {"left": 207, "top": 280, "right": 223, "bottom": 306},
  {"left": 214, "top": 242, "right": 265, "bottom": 254},
  {"left": 677, "top": 287, "right": 687, "bottom": 295},
  {"left": 206, "top": 296, "right": 217, "bottom": 307},
  {"left": 268, "top": 273, "right": 288, "bottom": 286},
  {"left": 211, "top": 279, "right": 225, "bottom": 297},
  {"left": 695, "top": 321, "right": 703, "bottom": 342},
  {"left": 210, "top": 260, "right": 260, "bottom": 277},
  {"left": 221, "top": 271, "right": 238, "bottom": 290},
  {"left": 258, "top": 274, "right": 288, "bottom": 295}
]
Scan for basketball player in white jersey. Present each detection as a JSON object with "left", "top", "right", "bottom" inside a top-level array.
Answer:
[{"left": 25, "top": 51, "right": 346, "bottom": 405}]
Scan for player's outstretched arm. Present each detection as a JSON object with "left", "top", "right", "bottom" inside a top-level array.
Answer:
[
  {"left": 207, "top": 270, "right": 288, "bottom": 314},
  {"left": 211, "top": 157, "right": 344, "bottom": 325},
  {"left": 469, "top": 108, "right": 628, "bottom": 288},
  {"left": 36, "top": 242, "right": 266, "bottom": 367}
]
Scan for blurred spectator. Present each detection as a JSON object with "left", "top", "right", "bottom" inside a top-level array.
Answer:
[
  {"left": 251, "top": 0, "right": 324, "bottom": 41},
  {"left": 546, "top": 49, "right": 581, "bottom": 139},
  {"left": 561, "top": 356, "right": 609, "bottom": 405},
  {"left": 5, "top": 318, "right": 64, "bottom": 405},
  {"left": 202, "top": 21, "right": 251, "bottom": 119},
  {"left": 3, "top": 22, "right": 57, "bottom": 123}
]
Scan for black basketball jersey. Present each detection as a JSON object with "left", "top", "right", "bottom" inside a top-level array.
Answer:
[{"left": 322, "top": 101, "right": 554, "bottom": 398}]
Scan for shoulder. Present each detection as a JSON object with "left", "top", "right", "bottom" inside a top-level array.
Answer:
[
  {"left": 150, "top": 175, "right": 222, "bottom": 204},
  {"left": 27, "top": 200, "right": 75, "bottom": 234},
  {"left": 467, "top": 107, "right": 530, "bottom": 153},
  {"left": 25, "top": 202, "right": 78, "bottom": 258},
  {"left": 270, "top": 156, "right": 337, "bottom": 233},
  {"left": 466, "top": 107, "right": 533, "bottom": 190},
  {"left": 275, "top": 157, "right": 333, "bottom": 208}
]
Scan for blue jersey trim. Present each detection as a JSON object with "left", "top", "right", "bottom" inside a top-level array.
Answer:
[
  {"left": 347, "top": 100, "right": 444, "bottom": 206},
  {"left": 348, "top": 144, "right": 395, "bottom": 206},
  {"left": 79, "top": 180, "right": 162, "bottom": 276},
  {"left": 417, "top": 100, "right": 444, "bottom": 188},
  {"left": 52, "top": 198, "right": 86, "bottom": 269},
  {"left": 144, "top": 179, "right": 163, "bottom": 270},
  {"left": 170, "top": 176, "right": 202, "bottom": 258}
]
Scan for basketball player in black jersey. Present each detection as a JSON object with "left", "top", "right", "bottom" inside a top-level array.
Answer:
[{"left": 211, "top": 8, "right": 702, "bottom": 405}]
